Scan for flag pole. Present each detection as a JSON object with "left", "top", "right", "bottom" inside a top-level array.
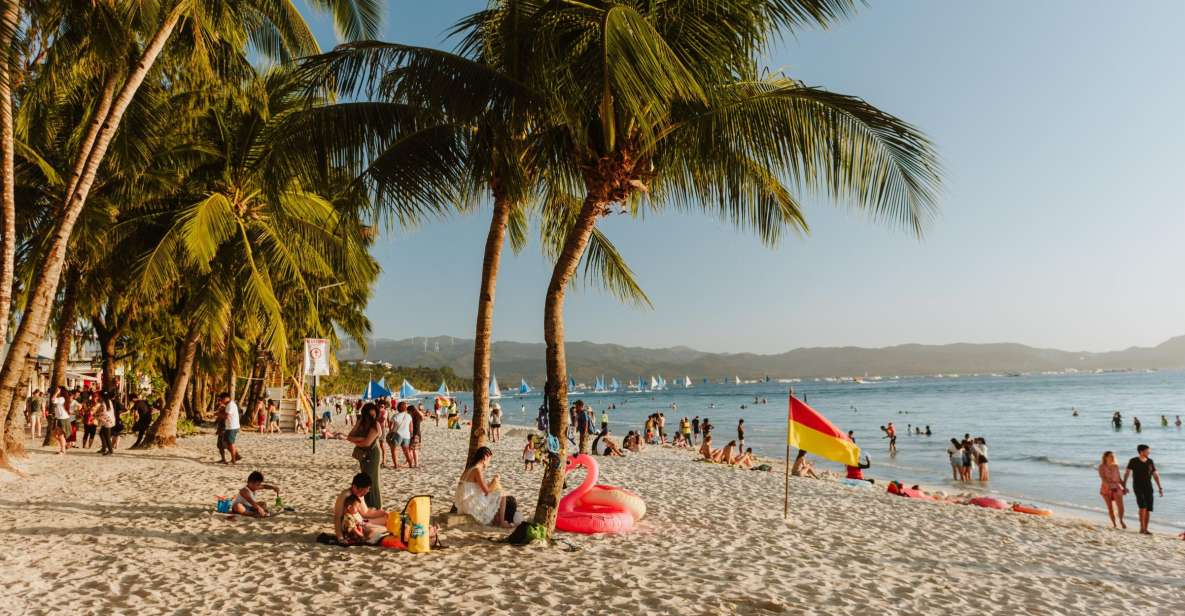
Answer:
[{"left": 784, "top": 387, "right": 793, "bottom": 520}]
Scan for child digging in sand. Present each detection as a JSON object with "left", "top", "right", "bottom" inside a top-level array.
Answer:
[
  {"left": 341, "top": 495, "right": 384, "bottom": 545},
  {"left": 231, "top": 471, "right": 281, "bottom": 517}
]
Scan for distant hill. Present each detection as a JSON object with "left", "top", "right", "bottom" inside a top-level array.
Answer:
[{"left": 338, "top": 335, "right": 1185, "bottom": 387}]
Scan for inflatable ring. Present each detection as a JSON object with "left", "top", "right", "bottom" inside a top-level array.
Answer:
[{"left": 581, "top": 485, "right": 647, "bottom": 521}]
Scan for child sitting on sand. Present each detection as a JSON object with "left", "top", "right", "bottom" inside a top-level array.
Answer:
[
  {"left": 523, "top": 435, "right": 537, "bottom": 470},
  {"left": 341, "top": 495, "right": 383, "bottom": 545},
  {"left": 232, "top": 471, "right": 281, "bottom": 517},
  {"left": 734, "top": 448, "right": 755, "bottom": 469}
]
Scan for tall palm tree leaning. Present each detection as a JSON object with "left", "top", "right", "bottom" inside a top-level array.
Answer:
[
  {"left": 456, "top": 0, "right": 943, "bottom": 533},
  {"left": 0, "top": 0, "right": 18, "bottom": 346},
  {"left": 0, "top": 0, "right": 380, "bottom": 469},
  {"left": 295, "top": 21, "right": 649, "bottom": 467}
]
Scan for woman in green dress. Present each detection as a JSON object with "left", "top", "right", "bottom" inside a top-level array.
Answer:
[{"left": 348, "top": 403, "right": 383, "bottom": 509}]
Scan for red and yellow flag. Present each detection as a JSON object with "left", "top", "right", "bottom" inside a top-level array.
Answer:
[{"left": 787, "top": 395, "right": 860, "bottom": 467}]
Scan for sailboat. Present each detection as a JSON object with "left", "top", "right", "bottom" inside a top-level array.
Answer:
[
  {"left": 733, "top": 375, "right": 742, "bottom": 385},
  {"left": 657, "top": 375, "right": 667, "bottom": 390},
  {"left": 568, "top": 375, "right": 579, "bottom": 392},
  {"left": 399, "top": 379, "right": 419, "bottom": 400},
  {"left": 649, "top": 376, "right": 659, "bottom": 391},
  {"left": 436, "top": 380, "right": 450, "bottom": 397},
  {"left": 489, "top": 373, "right": 502, "bottom": 399},
  {"left": 593, "top": 375, "right": 607, "bottom": 393},
  {"left": 518, "top": 378, "right": 532, "bottom": 396},
  {"left": 610, "top": 377, "right": 620, "bottom": 392},
  {"left": 636, "top": 377, "right": 646, "bottom": 392},
  {"left": 684, "top": 375, "right": 693, "bottom": 388}
]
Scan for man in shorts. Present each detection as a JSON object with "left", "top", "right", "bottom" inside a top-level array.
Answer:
[
  {"left": 1123, "top": 444, "right": 1164, "bottom": 535},
  {"left": 217, "top": 393, "right": 242, "bottom": 465}
]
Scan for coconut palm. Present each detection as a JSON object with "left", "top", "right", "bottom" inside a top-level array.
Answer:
[
  {"left": 294, "top": 17, "right": 652, "bottom": 466},
  {"left": 0, "top": 0, "right": 381, "bottom": 468},
  {"left": 116, "top": 68, "right": 378, "bottom": 447},
  {"left": 450, "top": 0, "right": 942, "bottom": 532}
]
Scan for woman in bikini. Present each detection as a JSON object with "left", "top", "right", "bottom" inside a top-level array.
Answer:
[{"left": 1097, "top": 450, "right": 1126, "bottom": 529}]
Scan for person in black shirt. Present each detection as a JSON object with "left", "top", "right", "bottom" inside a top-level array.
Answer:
[
  {"left": 130, "top": 394, "right": 153, "bottom": 448},
  {"left": 1122, "top": 444, "right": 1164, "bottom": 534}
]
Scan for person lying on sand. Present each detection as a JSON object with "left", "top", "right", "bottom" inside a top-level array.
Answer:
[
  {"left": 791, "top": 450, "right": 819, "bottom": 479},
  {"left": 232, "top": 471, "right": 280, "bottom": 517},
  {"left": 734, "top": 448, "right": 755, "bottom": 469},
  {"left": 333, "top": 473, "right": 388, "bottom": 543},
  {"left": 601, "top": 436, "right": 625, "bottom": 457}
]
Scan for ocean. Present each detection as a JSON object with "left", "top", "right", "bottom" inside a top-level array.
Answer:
[{"left": 458, "top": 370, "right": 1184, "bottom": 530}]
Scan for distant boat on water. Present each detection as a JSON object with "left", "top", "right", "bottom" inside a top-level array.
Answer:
[
  {"left": 517, "top": 378, "right": 532, "bottom": 396},
  {"left": 489, "top": 373, "right": 502, "bottom": 399},
  {"left": 610, "top": 378, "right": 620, "bottom": 392},
  {"left": 683, "top": 375, "right": 693, "bottom": 388}
]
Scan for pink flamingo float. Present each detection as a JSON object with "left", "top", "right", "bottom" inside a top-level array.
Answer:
[{"left": 555, "top": 454, "right": 646, "bottom": 534}]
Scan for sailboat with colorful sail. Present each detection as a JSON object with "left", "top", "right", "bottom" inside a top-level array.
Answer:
[
  {"left": 610, "top": 378, "right": 620, "bottom": 392},
  {"left": 517, "top": 378, "right": 532, "bottom": 396},
  {"left": 593, "top": 375, "right": 607, "bottom": 393},
  {"left": 399, "top": 379, "right": 419, "bottom": 400}
]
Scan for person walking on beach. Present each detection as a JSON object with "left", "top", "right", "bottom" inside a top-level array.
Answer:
[
  {"left": 490, "top": 403, "right": 502, "bottom": 443},
  {"left": 50, "top": 387, "right": 69, "bottom": 455},
  {"left": 736, "top": 419, "right": 746, "bottom": 452},
  {"left": 389, "top": 402, "right": 415, "bottom": 468},
  {"left": 130, "top": 394, "right": 152, "bottom": 448},
  {"left": 217, "top": 393, "right": 242, "bottom": 464},
  {"left": 691, "top": 416, "right": 700, "bottom": 445},
  {"left": 26, "top": 391, "right": 43, "bottom": 439},
  {"left": 1098, "top": 451, "right": 1127, "bottom": 529},
  {"left": 1122, "top": 445, "right": 1163, "bottom": 535},
  {"left": 96, "top": 394, "right": 115, "bottom": 455}
]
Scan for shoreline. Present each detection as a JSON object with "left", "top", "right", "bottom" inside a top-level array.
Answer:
[{"left": 2, "top": 425, "right": 1183, "bottom": 615}]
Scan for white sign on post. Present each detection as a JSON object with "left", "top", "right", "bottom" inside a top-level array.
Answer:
[{"left": 303, "top": 338, "right": 330, "bottom": 376}]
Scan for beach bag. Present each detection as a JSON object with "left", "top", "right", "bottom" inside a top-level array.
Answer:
[
  {"left": 403, "top": 495, "right": 432, "bottom": 554},
  {"left": 351, "top": 446, "right": 367, "bottom": 461},
  {"left": 507, "top": 521, "right": 548, "bottom": 546},
  {"left": 215, "top": 497, "right": 233, "bottom": 513}
]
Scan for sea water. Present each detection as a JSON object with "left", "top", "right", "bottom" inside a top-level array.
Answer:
[{"left": 458, "top": 370, "right": 1184, "bottom": 529}]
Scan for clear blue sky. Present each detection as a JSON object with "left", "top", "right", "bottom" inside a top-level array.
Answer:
[{"left": 302, "top": 1, "right": 1185, "bottom": 354}]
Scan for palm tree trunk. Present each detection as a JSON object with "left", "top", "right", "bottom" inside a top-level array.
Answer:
[
  {"left": 137, "top": 321, "right": 200, "bottom": 449},
  {"left": 0, "top": 0, "right": 20, "bottom": 471},
  {"left": 0, "top": 0, "right": 19, "bottom": 346},
  {"left": 467, "top": 190, "right": 512, "bottom": 465},
  {"left": 42, "top": 272, "right": 80, "bottom": 449},
  {"left": 0, "top": 3, "right": 184, "bottom": 447},
  {"left": 533, "top": 193, "right": 604, "bottom": 531}
]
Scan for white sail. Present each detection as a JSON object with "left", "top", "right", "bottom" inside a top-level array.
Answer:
[
  {"left": 684, "top": 375, "right": 692, "bottom": 388},
  {"left": 489, "top": 373, "right": 502, "bottom": 399}
]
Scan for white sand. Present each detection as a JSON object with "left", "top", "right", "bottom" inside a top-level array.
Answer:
[{"left": 1, "top": 423, "right": 1183, "bottom": 615}]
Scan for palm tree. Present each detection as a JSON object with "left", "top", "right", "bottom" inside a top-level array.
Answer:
[
  {"left": 295, "top": 11, "right": 652, "bottom": 466},
  {"left": 125, "top": 68, "right": 378, "bottom": 448},
  {"left": 0, "top": 0, "right": 380, "bottom": 468},
  {"left": 458, "top": 0, "right": 942, "bottom": 532}
]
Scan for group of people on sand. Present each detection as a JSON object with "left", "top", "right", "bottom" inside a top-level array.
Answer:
[
  {"left": 24, "top": 386, "right": 158, "bottom": 456},
  {"left": 946, "top": 433, "right": 989, "bottom": 481},
  {"left": 697, "top": 434, "right": 756, "bottom": 468},
  {"left": 1097, "top": 444, "right": 1165, "bottom": 535}
]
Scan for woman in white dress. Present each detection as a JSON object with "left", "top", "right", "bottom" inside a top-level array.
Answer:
[{"left": 454, "top": 446, "right": 517, "bottom": 527}]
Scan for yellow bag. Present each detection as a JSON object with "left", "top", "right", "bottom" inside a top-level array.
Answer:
[
  {"left": 403, "top": 495, "right": 432, "bottom": 554},
  {"left": 385, "top": 510, "right": 402, "bottom": 537}
]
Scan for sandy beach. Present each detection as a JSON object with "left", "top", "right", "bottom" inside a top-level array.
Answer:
[{"left": 2, "top": 423, "right": 1183, "bottom": 616}]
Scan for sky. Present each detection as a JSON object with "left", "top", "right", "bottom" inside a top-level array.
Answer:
[{"left": 300, "top": 1, "right": 1185, "bottom": 355}]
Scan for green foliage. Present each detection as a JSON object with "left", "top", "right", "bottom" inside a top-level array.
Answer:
[
  {"left": 176, "top": 418, "right": 200, "bottom": 438},
  {"left": 316, "top": 361, "right": 463, "bottom": 396}
]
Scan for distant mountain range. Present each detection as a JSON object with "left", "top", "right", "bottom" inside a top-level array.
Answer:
[{"left": 339, "top": 335, "right": 1185, "bottom": 386}]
